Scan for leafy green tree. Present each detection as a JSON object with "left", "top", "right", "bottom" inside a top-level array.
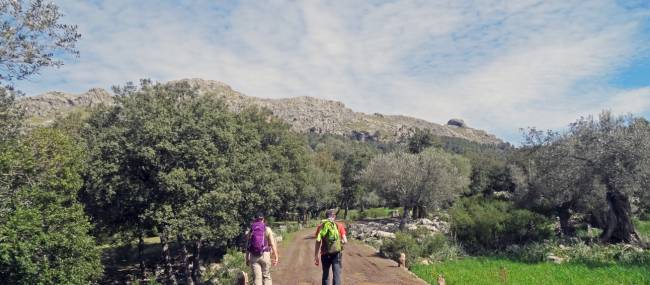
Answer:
[
  {"left": 295, "top": 151, "right": 341, "bottom": 220},
  {"left": 449, "top": 197, "right": 552, "bottom": 252},
  {"left": 0, "top": 0, "right": 80, "bottom": 86},
  {"left": 0, "top": 128, "right": 102, "bottom": 285},
  {"left": 82, "top": 80, "right": 308, "bottom": 284},
  {"left": 362, "top": 148, "right": 471, "bottom": 228},
  {"left": 308, "top": 134, "right": 379, "bottom": 218},
  {"left": 339, "top": 144, "right": 377, "bottom": 218},
  {"left": 407, "top": 128, "right": 440, "bottom": 154},
  {"left": 439, "top": 137, "right": 513, "bottom": 197}
]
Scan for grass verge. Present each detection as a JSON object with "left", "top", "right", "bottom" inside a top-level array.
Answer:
[{"left": 411, "top": 258, "right": 650, "bottom": 285}]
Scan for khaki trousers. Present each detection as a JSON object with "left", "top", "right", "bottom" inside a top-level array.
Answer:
[{"left": 250, "top": 251, "right": 272, "bottom": 285}]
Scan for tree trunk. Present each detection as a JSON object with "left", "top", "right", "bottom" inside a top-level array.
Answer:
[
  {"left": 177, "top": 235, "right": 194, "bottom": 285},
  {"left": 557, "top": 206, "right": 574, "bottom": 237},
  {"left": 412, "top": 206, "right": 419, "bottom": 220},
  {"left": 399, "top": 206, "right": 410, "bottom": 231},
  {"left": 343, "top": 202, "right": 349, "bottom": 220},
  {"left": 417, "top": 206, "right": 427, "bottom": 219},
  {"left": 600, "top": 191, "right": 640, "bottom": 244},
  {"left": 138, "top": 232, "right": 146, "bottom": 280},
  {"left": 191, "top": 239, "right": 202, "bottom": 283},
  {"left": 160, "top": 228, "right": 177, "bottom": 285}
]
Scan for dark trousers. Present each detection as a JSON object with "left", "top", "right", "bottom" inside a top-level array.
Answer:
[{"left": 321, "top": 252, "right": 342, "bottom": 285}]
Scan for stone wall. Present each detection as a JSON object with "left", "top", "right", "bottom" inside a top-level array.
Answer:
[{"left": 348, "top": 217, "right": 449, "bottom": 247}]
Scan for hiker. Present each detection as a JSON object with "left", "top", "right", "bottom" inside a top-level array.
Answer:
[
  {"left": 246, "top": 212, "right": 279, "bottom": 285},
  {"left": 314, "top": 209, "right": 347, "bottom": 285}
]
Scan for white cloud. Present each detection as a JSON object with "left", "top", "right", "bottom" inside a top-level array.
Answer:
[{"left": 15, "top": 0, "right": 650, "bottom": 142}]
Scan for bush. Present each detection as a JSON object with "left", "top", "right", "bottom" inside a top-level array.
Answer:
[
  {"left": 202, "top": 250, "right": 250, "bottom": 284},
  {"left": 380, "top": 232, "right": 421, "bottom": 267},
  {"left": 504, "top": 242, "right": 554, "bottom": 263},
  {"left": 380, "top": 231, "right": 462, "bottom": 267},
  {"left": 450, "top": 197, "right": 553, "bottom": 252},
  {"left": 420, "top": 233, "right": 463, "bottom": 262}
]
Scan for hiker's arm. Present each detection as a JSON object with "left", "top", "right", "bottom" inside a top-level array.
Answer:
[
  {"left": 269, "top": 229, "right": 279, "bottom": 265},
  {"left": 314, "top": 226, "right": 322, "bottom": 265},
  {"left": 245, "top": 230, "right": 251, "bottom": 265},
  {"left": 314, "top": 240, "right": 321, "bottom": 265}
]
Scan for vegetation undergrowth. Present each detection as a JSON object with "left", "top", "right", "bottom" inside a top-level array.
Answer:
[
  {"left": 201, "top": 250, "right": 250, "bottom": 285},
  {"left": 380, "top": 230, "right": 463, "bottom": 267}
]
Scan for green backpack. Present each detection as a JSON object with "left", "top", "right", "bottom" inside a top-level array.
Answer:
[{"left": 320, "top": 220, "right": 342, "bottom": 254}]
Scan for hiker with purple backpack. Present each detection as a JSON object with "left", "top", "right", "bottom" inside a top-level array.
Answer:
[{"left": 246, "top": 212, "right": 279, "bottom": 285}]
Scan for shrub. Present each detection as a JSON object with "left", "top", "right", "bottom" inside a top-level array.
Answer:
[
  {"left": 380, "top": 231, "right": 462, "bottom": 267},
  {"left": 420, "top": 233, "right": 463, "bottom": 262},
  {"left": 202, "top": 250, "right": 250, "bottom": 284},
  {"left": 504, "top": 242, "right": 554, "bottom": 263},
  {"left": 450, "top": 197, "right": 552, "bottom": 252},
  {"left": 380, "top": 232, "right": 421, "bottom": 267}
]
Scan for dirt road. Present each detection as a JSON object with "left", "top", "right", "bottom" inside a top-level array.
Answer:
[{"left": 271, "top": 228, "right": 429, "bottom": 285}]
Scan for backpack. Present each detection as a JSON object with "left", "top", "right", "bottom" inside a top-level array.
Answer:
[
  {"left": 320, "top": 220, "right": 342, "bottom": 254},
  {"left": 249, "top": 221, "right": 268, "bottom": 255}
]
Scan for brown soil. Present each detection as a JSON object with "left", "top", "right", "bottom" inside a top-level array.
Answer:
[{"left": 271, "top": 228, "right": 429, "bottom": 285}]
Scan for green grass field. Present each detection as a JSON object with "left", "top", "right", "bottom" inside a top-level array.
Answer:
[
  {"left": 411, "top": 258, "right": 650, "bottom": 285},
  {"left": 345, "top": 207, "right": 402, "bottom": 220}
]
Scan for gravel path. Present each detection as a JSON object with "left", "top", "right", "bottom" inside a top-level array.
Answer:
[{"left": 271, "top": 228, "right": 429, "bottom": 285}]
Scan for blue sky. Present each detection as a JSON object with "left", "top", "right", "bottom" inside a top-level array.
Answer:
[{"left": 14, "top": 0, "right": 650, "bottom": 143}]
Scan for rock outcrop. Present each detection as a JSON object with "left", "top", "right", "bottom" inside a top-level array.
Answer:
[
  {"left": 19, "top": 78, "right": 502, "bottom": 144},
  {"left": 446, "top": 118, "right": 466, "bottom": 128}
]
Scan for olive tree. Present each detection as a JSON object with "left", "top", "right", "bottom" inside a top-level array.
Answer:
[
  {"left": 362, "top": 148, "right": 471, "bottom": 228},
  {"left": 0, "top": 0, "right": 80, "bottom": 85},
  {"left": 513, "top": 112, "right": 650, "bottom": 243}
]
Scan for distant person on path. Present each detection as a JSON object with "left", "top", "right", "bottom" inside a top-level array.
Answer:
[
  {"left": 246, "top": 212, "right": 279, "bottom": 285},
  {"left": 314, "top": 209, "right": 347, "bottom": 285}
]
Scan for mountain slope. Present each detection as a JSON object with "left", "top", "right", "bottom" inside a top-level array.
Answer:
[{"left": 19, "top": 78, "right": 502, "bottom": 144}]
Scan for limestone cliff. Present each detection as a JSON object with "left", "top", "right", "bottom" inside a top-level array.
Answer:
[{"left": 19, "top": 78, "right": 502, "bottom": 144}]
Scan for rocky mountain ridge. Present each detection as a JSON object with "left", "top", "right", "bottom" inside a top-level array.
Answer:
[{"left": 19, "top": 78, "right": 502, "bottom": 144}]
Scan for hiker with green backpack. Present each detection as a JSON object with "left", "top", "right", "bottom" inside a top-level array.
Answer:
[{"left": 314, "top": 209, "right": 347, "bottom": 285}]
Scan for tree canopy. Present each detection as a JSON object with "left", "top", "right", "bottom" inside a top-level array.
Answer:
[
  {"left": 512, "top": 112, "right": 650, "bottom": 243},
  {"left": 81, "top": 80, "right": 310, "bottom": 284},
  {"left": 0, "top": 128, "right": 102, "bottom": 285},
  {"left": 362, "top": 148, "right": 471, "bottom": 227},
  {"left": 0, "top": 0, "right": 80, "bottom": 86}
]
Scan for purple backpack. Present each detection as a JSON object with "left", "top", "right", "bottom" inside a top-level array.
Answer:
[{"left": 249, "top": 221, "right": 268, "bottom": 255}]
